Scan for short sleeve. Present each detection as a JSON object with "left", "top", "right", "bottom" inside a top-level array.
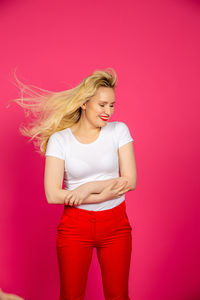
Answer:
[
  {"left": 114, "top": 121, "right": 134, "bottom": 148},
  {"left": 45, "top": 132, "right": 65, "bottom": 160}
]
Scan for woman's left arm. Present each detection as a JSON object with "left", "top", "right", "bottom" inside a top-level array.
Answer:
[
  {"left": 87, "top": 141, "right": 137, "bottom": 193},
  {"left": 76, "top": 142, "right": 137, "bottom": 204},
  {"left": 85, "top": 141, "right": 137, "bottom": 194},
  {"left": 117, "top": 141, "right": 137, "bottom": 190}
]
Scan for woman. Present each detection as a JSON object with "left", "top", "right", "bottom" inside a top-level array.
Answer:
[{"left": 11, "top": 68, "right": 137, "bottom": 300}]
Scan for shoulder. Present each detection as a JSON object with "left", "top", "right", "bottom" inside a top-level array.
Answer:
[
  {"left": 49, "top": 128, "right": 68, "bottom": 141},
  {"left": 110, "top": 121, "right": 134, "bottom": 148},
  {"left": 47, "top": 129, "right": 68, "bottom": 150},
  {"left": 45, "top": 129, "right": 68, "bottom": 159},
  {"left": 105, "top": 121, "right": 131, "bottom": 134},
  {"left": 111, "top": 121, "right": 131, "bottom": 132}
]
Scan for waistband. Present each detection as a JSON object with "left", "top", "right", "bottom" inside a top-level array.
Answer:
[{"left": 63, "top": 201, "right": 126, "bottom": 222}]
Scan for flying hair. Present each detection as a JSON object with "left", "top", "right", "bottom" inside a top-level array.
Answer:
[{"left": 7, "top": 67, "right": 117, "bottom": 156}]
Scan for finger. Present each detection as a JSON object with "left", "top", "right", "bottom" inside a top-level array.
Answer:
[
  {"left": 74, "top": 197, "right": 80, "bottom": 206},
  {"left": 119, "top": 188, "right": 129, "bottom": 195},
  {"left": 117, "top": 189, "right": 127, "bottom": 197},
  {"left": 72, "top": 195, "right": 77, "bottom": 204},
  {"left": 117, "top": 182, "right": 128, "bottom": 191},
  {"left": 122, "top": 188, "right": 129, "bottom": 194},
  {"left": 66, "top": 193, "right": 73, "bottom": 200},
  {"left": 118, "top": 178, "right": 128, "bottom": 184},
  {"left": 117, "top": 180, "right": 128, "bottom": 187},
  {"left": 111, "top": 180, "right": 126, "bottom": 190},
  {"left": 69, "top": 195, "right": 75, "bottom": 205},
  {"left": 65, "top": 193, "right": 72, "bottom": 204},
  {"left": 111, "top": 180, "right": 120, "bottom": 189},
  {"left": 121, "top": 180, "right": 128, "bottom": 186},
  {"left": 64, "top": 197, "right": 69, "bottom": 205}
]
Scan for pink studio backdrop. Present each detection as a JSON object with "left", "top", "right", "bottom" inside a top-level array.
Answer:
[{"left": 0, "top": 0, "right": 199, "bottom": 299}]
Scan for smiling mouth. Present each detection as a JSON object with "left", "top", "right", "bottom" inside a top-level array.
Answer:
[{"left": 99, "top": 116, "right": 109, "bottom": 121}]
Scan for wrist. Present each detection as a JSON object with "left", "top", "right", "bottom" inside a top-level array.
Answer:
[
  {"left": 100, "top": 189, "right": 110, "bottom": 202},
  {"left": 83, "top": 182, "right": 94, "bottom": 195},
  {"left": 63, "top": 189, "right": 72, "bottom": 205}
]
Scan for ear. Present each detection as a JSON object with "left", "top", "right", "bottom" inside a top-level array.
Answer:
[{"left": 81, "top": 102, "right": 87, "bottom": 110}]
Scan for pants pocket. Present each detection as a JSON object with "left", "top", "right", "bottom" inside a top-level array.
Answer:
[
  {"left": 122, "top": 212, "right": 132, "bottom": 230},
  {"left": 57, "top": 214, "right": 76, "bottom": 230}
]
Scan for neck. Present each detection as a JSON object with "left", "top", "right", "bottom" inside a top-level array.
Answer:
[{"left": 72, "top": 115, "right": 101, "bottom": 136}]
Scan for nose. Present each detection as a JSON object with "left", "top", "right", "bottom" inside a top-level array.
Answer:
[{"left": 103, "top": 107, "right": 112, "bottom": 116}]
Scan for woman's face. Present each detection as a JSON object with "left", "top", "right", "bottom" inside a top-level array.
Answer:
[{"left": 82, "top": 87, "right": 115, "bottom": 127}]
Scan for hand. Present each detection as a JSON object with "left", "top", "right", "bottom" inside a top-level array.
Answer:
[
  {"left": 101, "top": 178, "right": 130, "bottom": 201},
  {"left": 112, "top": 178, "right": 130, "bottom": 196},
  {"left": 0, "top": 288, "right": 24, "bottom": 300},
  {"left": 64, "top": 185, "right": 90, "bottom": 206}
]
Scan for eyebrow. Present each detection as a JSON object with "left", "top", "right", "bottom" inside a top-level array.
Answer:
[{"left": 99, "top": 100, "right": 116, "bottom": 104}]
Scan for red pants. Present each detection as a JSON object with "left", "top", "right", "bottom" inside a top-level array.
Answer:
[{"left": 56, "top": 200, "right": 132, "bottom": 300}]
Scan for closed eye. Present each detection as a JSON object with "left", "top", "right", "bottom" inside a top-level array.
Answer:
[{"left": 99, "top": 104, "right": 114, "bottom": 107}]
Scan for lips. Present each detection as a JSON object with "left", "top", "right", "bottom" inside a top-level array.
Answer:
[{"left": 99, "top": 116, "right": 109, "bottom": 121}]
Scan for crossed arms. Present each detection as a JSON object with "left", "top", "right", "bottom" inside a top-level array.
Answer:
[{"left": 44, "top": 142, "right": 137, "bottom": 205}]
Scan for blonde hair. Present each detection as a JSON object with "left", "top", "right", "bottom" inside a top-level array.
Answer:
[{"left": 7, "top": 68, "right": 117, "bottom": 156}]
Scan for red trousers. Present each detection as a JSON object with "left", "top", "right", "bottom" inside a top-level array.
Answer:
[{"left": 56, "top": 200, "right": 132, "bottom": 300}]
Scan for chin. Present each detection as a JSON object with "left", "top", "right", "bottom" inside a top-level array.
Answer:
[{"left": 98, "top": 120, "right": 106, "bottom": 127}]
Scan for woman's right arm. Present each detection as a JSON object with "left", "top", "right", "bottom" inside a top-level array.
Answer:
[{"left": 44, "top": 156, "right": 67, "bottom": 204}]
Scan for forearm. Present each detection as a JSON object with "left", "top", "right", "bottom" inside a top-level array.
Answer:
[
  {"left": 46, "top": 178, "right": 118, "bottom": 204},
  {"left": 80, "top": 176, "right": 134, "bottom": 194},
  {"left": 46, "top": 176, "right": 134, "bottom": 205},
  {"left": 81, "top": 177, "right": 118, "bottom": 194},
  {"left": 46, "top": 188, "right": 68, "bottom": 204},
  {"left": 46, "top": 189, "right": 104, "bottom": 205},
  {"left": 82, "top": 176, "right": 133, "bottom": 205},
  {"left": 81, "top": 192, "right": 105, "bottom": 204},
  {"left": 81, "top": 188, "right": 128, "bottom": 205}
]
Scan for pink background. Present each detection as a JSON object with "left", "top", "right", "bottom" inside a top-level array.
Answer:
[{"left": 0, "top": 0, "right": 199, "bottom": 299}]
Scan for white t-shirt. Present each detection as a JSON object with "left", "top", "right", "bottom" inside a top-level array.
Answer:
[{"left": 45, "top": 121, "right": 134, "bottom": 211}]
